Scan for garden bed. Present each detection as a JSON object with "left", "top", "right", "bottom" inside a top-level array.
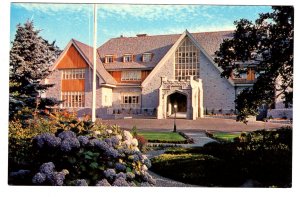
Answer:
[{"left": 150, "top": 127, "right": 292, "bottom": 187}]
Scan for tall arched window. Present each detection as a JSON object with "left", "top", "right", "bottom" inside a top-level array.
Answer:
[{"left": 175, "top": 37, "right": 200, "bottom": 80}]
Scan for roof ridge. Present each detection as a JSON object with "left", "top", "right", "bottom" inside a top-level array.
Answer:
[{"left": 104, "top": 30, "right": 234, "bottom": 40}]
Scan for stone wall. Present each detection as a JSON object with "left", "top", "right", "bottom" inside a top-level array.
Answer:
[
  {"left": 199, "top": 52, "right": 236, "bottom": 112},
  {"left": 142, "top": 54, "right": 175, "bottom": 110}
]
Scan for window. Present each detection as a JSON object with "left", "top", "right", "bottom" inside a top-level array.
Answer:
[
  {"left": 122, "top": 95, "right": 139, "bottom": 104},
  {"left": 62, "top": 69, "right": 85, "bottom": 79},
  {"left": 142, "top": 53, "right": 152, "bottom": 62},
  {"left": 61, "top": 92, "right": 85, "bottom": 108},
  {"left": 175, "top": 37, "right": 200, "bottom": 80},
  {"left": 121, "top": 71, "right": 141, "bottom": 81},
  {"left": 123, "top": 54, "right": 133, "bottom": 62},
  {"left": 105, "top": 55, "right": 114, "bottom": 63}
]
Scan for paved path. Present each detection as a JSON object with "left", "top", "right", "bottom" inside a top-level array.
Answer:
[{"left": 102, "top": 117, "right": 290, "bottom": 133}]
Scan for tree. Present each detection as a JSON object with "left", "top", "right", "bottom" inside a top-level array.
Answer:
[
  {"left": 214, "top": 6, "right": 293, "bottom": 123},
  {"left": 9, "top": 20, "right": 62, "bottom": 119}
]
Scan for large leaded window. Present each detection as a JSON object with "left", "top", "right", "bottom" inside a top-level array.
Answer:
[{"left": 175, "top": 37, "right": 200, "bottom": 80}]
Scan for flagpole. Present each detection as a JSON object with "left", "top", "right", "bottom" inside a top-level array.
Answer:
[{"left": 92, "top": 4, "right": 97, "bottom": 122}]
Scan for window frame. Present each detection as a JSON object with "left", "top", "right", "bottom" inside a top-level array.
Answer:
[
  {"left": 121, "top": 70, "right": 142, "bottom": 81},
  {"left": 62, "top": 69, "right": 85, "bottom": 80},
  {"left": 123, "top": 54, "right": 133, "bottom": 62},
  {"left": 61, "top": 91, "right": 85, "bottom": 108},
  {"left": 142, "top": 53, "right": 152, "bottom": 62},
  {"left": 105, "top": 55, "right": 114, "bottom": 63}
]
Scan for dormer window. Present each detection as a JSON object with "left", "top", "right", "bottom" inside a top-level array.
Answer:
[
  {"left": 123, "top": 54, "right": 133, "bottom": 62},
  {"left": 142, "top": 53, "right": 152, "bottom": 62},
  {"left": 105, "top": 55, "right": 114, "bottom": 63}
]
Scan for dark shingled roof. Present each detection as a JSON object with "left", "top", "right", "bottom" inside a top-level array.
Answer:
[{"left": 97, "top": 31, "right": 233, "bottom": 70}]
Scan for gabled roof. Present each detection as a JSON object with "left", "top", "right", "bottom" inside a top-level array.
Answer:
[
  {"left": 97, "top": 30, "right": 233, "bottom": 70},
  {"left": 141, "top": 30, "right": 235, "bottom": 86},
  {"left": 51, "top": 39, "right": 116, "bottom": 85}
]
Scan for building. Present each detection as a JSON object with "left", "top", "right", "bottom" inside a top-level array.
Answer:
[{"left": 45, "top": 30, "right": 292, "bottom": 120}]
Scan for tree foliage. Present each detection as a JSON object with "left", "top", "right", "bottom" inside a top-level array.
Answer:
[
  {"left": 214, "top": 6, "right": 294, "bottom": 123},
  {"left": 9, "top": 20, "right": 62, "bottom": 119}
]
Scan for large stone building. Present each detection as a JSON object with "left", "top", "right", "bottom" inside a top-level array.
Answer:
[{"left": 45, "top": 30, "right": 292, "bottom": 120}]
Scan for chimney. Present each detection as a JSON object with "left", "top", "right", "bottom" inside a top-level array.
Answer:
[{"left": 136, "top": 34, "right": 147, "bottom": 37}]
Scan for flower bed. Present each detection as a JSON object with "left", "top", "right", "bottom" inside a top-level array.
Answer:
[{"left": 8, "top": 111, "right": 156, "bottom": 186}]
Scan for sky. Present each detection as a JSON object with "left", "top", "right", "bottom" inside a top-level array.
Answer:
[{"left": 10, "top": 3, "right": 273, "bottom": 49}]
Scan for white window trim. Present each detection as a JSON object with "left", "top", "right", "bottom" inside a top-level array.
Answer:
[
  {"left": 105, "top": 55, "right": 114, "bottom": 63},
  {"left": 123, "top": 54, "right": 133, "bottom": 62}
]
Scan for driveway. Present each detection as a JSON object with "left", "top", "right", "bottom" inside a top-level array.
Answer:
[{"left": 101, "top": 117, "right": 291, "bottom": 132}]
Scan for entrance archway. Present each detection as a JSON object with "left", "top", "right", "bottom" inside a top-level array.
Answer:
[{"left": 167, "top": 91, "right": 187, "bottom": 118}]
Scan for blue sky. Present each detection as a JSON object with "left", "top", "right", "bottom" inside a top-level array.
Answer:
[{"left": 10, "top": 3, "right": 272, "bottom": 49}]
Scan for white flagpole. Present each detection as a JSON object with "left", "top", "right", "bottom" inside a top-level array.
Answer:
[{"left": 92, "top": 4, "right": 97, "bottom": 122}]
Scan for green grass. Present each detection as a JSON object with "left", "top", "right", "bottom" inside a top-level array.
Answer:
[
  {"left": 134, "top": 131, "right": 186, "bottom": 142},
  {"left": 212, "top": 132, "right": 240, "bottom": 141}
]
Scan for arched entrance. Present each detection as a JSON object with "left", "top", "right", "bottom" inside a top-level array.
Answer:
[{"left": 167, "top": 91, "right": 187, "bottom": 118}]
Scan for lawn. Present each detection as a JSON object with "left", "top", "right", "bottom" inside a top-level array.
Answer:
[
  {"left": 134, "top": 131, "right": 186, "bottom": 142},
  {"left": 211, "top": 132, "right": 240, "bottom": 141}
]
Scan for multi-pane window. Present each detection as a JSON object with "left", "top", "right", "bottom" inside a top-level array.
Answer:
[
  {"left": 123, "top": 54, "right": 133, "bottom": 62},
  {"left": 61, "top": 92, "right": 85, "bottom": 108},
  {"left": 120, "top": 94, "right": 140, "bottom": 109},
  {"left": 62, "top": 69, "right": 85, "bottom": 79},
  {"left": 122, "top": 95, "right": 139, "bottom": 104},
  {"left": 105, "top": 55, "right": 114, "bottom": 63},
  {"left": 142, "top": 53, "right": 152, "bottom": 62},
  {"left": 121, "top": 71, "right": 141, "bottom": 81},
  {"left": 175, "top": 37, "right": 200, "bottom": 80}
]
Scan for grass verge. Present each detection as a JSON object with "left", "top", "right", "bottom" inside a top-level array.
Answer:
[{"left": 134, "top": 131, "right": 186, "bottom": 143}]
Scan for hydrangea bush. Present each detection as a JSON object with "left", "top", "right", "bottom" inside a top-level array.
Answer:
[{"left": 13, "top": 125, "right": 155, "bottom": 186}]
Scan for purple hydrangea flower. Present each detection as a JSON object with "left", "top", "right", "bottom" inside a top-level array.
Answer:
[
  {"left": 104, "top": 138, "right": 112, "bottom": 147},
  {"left": 34, "top": 133, "right": 61, "bottom": 149},
  {"left": 92, "top": 139, "right": 110, "bottom": 151},
  {"left": 115, "top": 163, "right": 126, "bottom": 171},
  {"left": 104, "top": 169, "right": 116, "bottom": 180},
  {"left": 96, "top": 179, "right": 111, "bottom": 186},
  {"left": 105, "top": 148, "right": 119, "bottom": 158},
  {"left": 74, "top": 179, "right": 88, "bottom": 186},
  {"left": 115, "top": 172, "right": 126, "bottom": 179},
  {"left": 58, "top": 131, "right": 76, "bottom": 140},
  {"left": 39, "top": 162, "right": 55, "bottom": 175},
  {"left": 112, "top": 177, "right": 130, "bottom": 187},
  {"left": 60, "top": 138, "right": 80, "bottom": 152},
  {"left": 77, "top": 135, "right": 89, "bottom": 147},
  {"left": 32, "top": 172, "right": 46, "bottom": 184}
]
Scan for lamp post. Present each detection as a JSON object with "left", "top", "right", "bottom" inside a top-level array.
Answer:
[{"left": 173, "top": 104, "right": 177, "bottom": 132}]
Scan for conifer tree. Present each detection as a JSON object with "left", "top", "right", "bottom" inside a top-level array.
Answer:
[{"left": 9, "top": 20, "right": 62, "bottom": 119}]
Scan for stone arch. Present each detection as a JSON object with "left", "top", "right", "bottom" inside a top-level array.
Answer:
[{"left": 166, "top": 91, "right": 188, "bottom": 117}]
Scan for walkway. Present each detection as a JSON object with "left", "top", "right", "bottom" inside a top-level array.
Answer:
[{"left": 102, "top": 117, "right": 290, "bottom": 132}]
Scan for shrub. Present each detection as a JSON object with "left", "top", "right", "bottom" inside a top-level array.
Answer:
[{"left": 9, "top": 123, "right": 155, "bottom": 186}]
